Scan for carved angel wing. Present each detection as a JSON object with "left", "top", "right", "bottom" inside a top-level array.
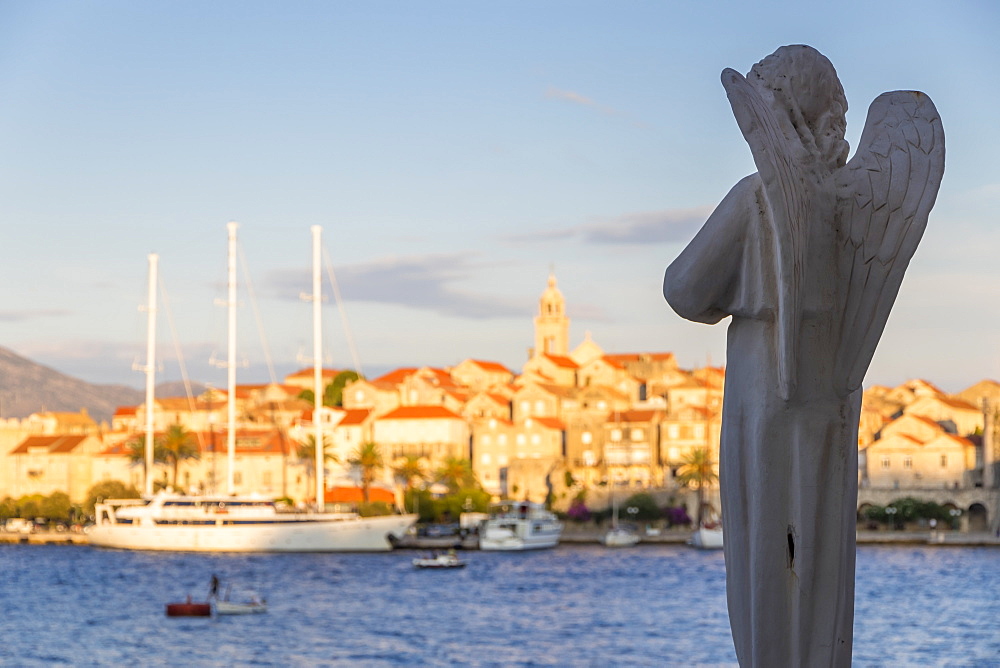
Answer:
[
  {"left": 722, "top": 68, "right": 811, "bottom": 401},
  {"left": 834, "top": 91, "right": 944, "bottom": 394}
]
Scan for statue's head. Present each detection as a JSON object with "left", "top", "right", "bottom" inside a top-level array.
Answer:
[{"left": 748, "top": 45, "right": 849, "bottom": 167}]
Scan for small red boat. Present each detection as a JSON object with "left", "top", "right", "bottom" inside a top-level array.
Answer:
[{"left": 166, "top": 596, "right": 212, "bottom": 617}]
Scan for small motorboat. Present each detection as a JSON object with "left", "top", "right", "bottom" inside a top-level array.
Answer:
[
  {"left": 166, "top": 596, "right": 212, "bottom": 617},
  {"left": 602, "top": 526, "right": 641, "bottom": 548},
  {"left": 412, "top": 551, "right": 466, "bottom": 569},
  {"left": 215, "top": 597, "right": 267, "bottom": 615}
]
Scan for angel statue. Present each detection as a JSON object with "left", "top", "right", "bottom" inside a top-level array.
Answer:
[{"left": 663, "top": 45, "right": 944, "bottom": 666}]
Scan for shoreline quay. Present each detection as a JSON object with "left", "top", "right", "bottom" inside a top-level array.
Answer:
[{"left": 3, "top": 529, "right": 998, "bottom": 547}]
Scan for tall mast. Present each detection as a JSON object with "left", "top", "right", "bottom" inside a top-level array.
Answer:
[
  {"left": 226, "top": 221, "right": 238, "bottom": 495},
  {"left": 143, "top": 253, "right": 158, "bottom": 496},
  {"left": 312, "top": 225, "right": 324, "bottom": 509}
]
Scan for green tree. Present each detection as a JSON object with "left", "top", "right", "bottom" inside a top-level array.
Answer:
[
  {"left": 0, "top": 496, "right": 17, "bottom": 520},
  {"left": 349, "top": 441, "right": 384, "bottom": 504},
  {"left": 328, "top": 371, "right": 361, "bottom": 406},
  {"left": 296, "top": 434, "right": 336, "bottom": 501},
  {"left": 297, "top": 371, "right": 362, "bottom": 408},
  {"left": 127, "top": 435, "right": 168, "bottom": 487},
  {"left": 435, "top": 457, "right": 477, "bottom": 493},
  {"left": 160, "top": 423, "right": 200, "bottom": 490},
  {"left": 84, "top": 480, "right": 140, "bottom": 516},
  {"left": 16, "top": 494, "right": 46, "bottom": 520},
  {"left": 39, "top": 491, "right": 72, "bottom": 522},
  {"left": 622, "top": 492, "right": 661, "bottom": 521},
  {"left": 392, "top": 455, "right": 427, "bottom": 511},
  {"left": 675, "top": 447, "right": 719, "bottom": 526}
]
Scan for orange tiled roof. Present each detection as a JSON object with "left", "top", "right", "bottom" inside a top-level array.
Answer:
[
  {"left": 604, "top": 352, "right": 676, "bottom": 363},
  {"left": 378, "top": 405, "right": 464, "bottom": 420},
  {"left": 286, "top": 367, "right": 343, "bottom": 379},
  {"left": 469, "top": 359, "right": 513, "bottom": 374},
  {"left": 611, "top": 409, "right": 662, "bottom": 423},
  {"left": 12, "top": 435, "right": 88, "bottom": 454},
  {"left": 533, "top": 417, "right": 566, "bottom": 430},
  {"left": 114, "top": 406, "right": 138, "bottom": 417},
  {"left": 371, "top": 367, "right": 419, "bottom": 385},
  {"left": 338, "top": 409, "right": 371, "bottom": 426},
  {"left": 936, "top": 396, "right": 979, "bottom": 411},
  {"left": 542, "top": 353, "right": 579, "bottom": 369}
]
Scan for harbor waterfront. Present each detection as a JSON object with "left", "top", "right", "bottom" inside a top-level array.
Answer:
[{"left": 1, "top": 543, "right": 998, "bottom": 666}]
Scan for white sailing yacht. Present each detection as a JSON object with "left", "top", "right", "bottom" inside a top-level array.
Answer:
[
  {"left": 89, "top": 224, "right": 416, "bottom": 552},
  {"left": 602, "top": 481, "right": 639, "bottom": 547}
]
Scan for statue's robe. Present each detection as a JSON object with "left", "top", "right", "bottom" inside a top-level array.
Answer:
[{"left": 665, "top": 174, "right": 858, "bottom": 668}]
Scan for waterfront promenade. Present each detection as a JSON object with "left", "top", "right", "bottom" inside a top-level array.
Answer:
[{"left": 4, "top": 527, "right": 999, "bottom": 547}]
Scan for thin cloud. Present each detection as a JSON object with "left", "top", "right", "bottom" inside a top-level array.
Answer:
[
  {"left": 505, "top": 207, "right": 711, "bottom": 245},
  {"left": 0, "top": 309, "right": 70, "bottom": 322},
  {"left": 545, "top": 86, "right": 649, "bottom": 129},
  {"left": 267, "top": 253, "right": 526, "bottom": 320}
]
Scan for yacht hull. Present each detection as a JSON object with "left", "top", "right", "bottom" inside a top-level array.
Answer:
[{"left": 89, "top": 513, "right": 416, "bottom": 553}]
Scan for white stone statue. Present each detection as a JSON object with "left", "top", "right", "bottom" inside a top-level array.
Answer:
[{"left": 663, "top": 45, "right": 944, "bottom": 666}]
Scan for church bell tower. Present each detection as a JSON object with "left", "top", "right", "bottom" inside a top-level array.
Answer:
[{"left": 534, "top": 273, "right": 570, "bottom": 357}]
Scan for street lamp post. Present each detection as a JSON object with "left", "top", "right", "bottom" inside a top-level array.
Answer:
[{"left": 885, "top": 506, "right": 897, "bottom": 531}]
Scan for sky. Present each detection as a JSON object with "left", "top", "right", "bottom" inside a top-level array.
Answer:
[{"left": 1, "top": 1, "right": 998, "bottom": 395}]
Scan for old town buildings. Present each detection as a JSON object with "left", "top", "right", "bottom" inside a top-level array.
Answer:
[{"left": 0, "top": 273, "right": 997, "bottom": 534}]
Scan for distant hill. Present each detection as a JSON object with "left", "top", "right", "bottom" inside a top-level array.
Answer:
[{"left": 0, "top": 346, "right": 145, "bottom": 424}]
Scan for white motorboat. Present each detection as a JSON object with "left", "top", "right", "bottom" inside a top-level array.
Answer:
[
  {"left": 603, "top": 526, "right": 641, "bottom": 548},
  {"left": 602, "top": 481, "right": 640, "bottom": 548},
  {"left": 412, "top": 551, "right": 466, "bottom": 569},
  {"left": 215, "top": 598, "right": 267, "bottom": 615},
  {"left": 688, "top": 525, "right": 724, "bottom": 549},
  {"left": 90, "top": 494, "right": 415, "bottom": 552},
  {"left": 478, "top": 501, "right": 562, "bottom": 551}
]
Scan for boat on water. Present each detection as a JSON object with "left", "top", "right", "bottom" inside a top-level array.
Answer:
[
  {"left": 90, "top": 493, "right": 414, "bottom": 552},
  {"left": 215, "top": 598, "right": 267, "bottom": 615},
  {"left": 602, "top": 482, "right": 640, "bottom": 548},
  {"left": 603, "top": 526, "right": 641, "bottom": 548},
  {"left": 166, "top": 597, "right": 212, "bottom": 617},
  {"left": 688, "top": 524, "right": 724, "bottom": 549},
  {"left": 92, "top": 229, "right": 416, "bottom": 553},
  {"left": 478, "top": 501, "right": 562, "bottom": 551},
  {"left": 412, "top": 551, "right": 466, "bottom": 569}
]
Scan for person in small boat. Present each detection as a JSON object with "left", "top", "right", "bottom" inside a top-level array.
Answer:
[{"left": 209, "top": 574, "right": 220, "bottom": 598}]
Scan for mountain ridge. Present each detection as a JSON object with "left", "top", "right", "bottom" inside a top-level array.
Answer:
[{"left": 1, "top": 346, "right": 145, "bottom": 423}]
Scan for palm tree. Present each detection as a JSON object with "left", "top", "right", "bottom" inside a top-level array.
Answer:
[
  {"left": 392, "top": 455, "right": 427, "bottom": 511},
  {"left": 349, "top": 441, "right": 384, "bottom": 504},
  {"left": 675, "top": 447, "right": 719, "bottom": 526},
  {"left": 296, "top": 434, "right": 336, "bottom": 503},
  {"left": 127, "top": 438, "right": 168, "bottom": 489},
  {"left": 159, "top": 423, "right": 200, "bottom": 491},
  {"left": 435, "top": 456, "right": 476, "bottom": 493}
]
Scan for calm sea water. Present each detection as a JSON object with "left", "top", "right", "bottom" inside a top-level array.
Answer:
[{"left": 1, "top": 544, "right": 998, "bottom": 667}]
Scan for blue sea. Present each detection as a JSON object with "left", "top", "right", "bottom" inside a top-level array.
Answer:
[{"left": 1, "top": 544, "right": 998, "bottom": 666}]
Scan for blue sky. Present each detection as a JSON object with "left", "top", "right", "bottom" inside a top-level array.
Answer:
[{"left": 1, "top": 1, "right": 998, "bottom": 393}]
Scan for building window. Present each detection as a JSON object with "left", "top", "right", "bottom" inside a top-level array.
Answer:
[
  {"left": 610, "top": 429, "right": 622, "bottom": 442},
  {"left": 520, "top": 401, "right": 530, "bottom": 415},
  {"left": 940, "top": 454, "right": 948, "bottom": 467},
  {"left": 234, "top": 472, "right": 243, "bottom": 485},
  {"left": 498, "top": 454, "right": 508, "bottom": 466},
  {"left": 582, "top": 431, "right": 592, "bottom": 445},
  {"left": 880, "top": 456, "right": 890, "bottom": 470},
  {"left": 667, "top": 425, "right": 679, "bottom": 439},
  {"left": 535, "top": 400, "right": 545, "bottom": 414},
  {"left": 597, "top": 401, "right": 607, "bottom": 410},
  {"left": 668, "top": 447, "right": 680, "bottom": 461},
  {"left": 583, "top": 450, "right": 596, "bottom": 466},
  {"left": 631, "top": 428, "right": 644, "bottom": 441},
  {"left": 481, "top": 453, "right": 492, "bottom": 466},
  {"left": 516, "top": 434, "right": 526, "bottom": 446},
  {"left": 530, "top": 434, "right": 540, "bottom": 446},
  {"left": 903, "top": 457, "right": 912, "bottom": 469},
  {"left": 498, "top": 434, "right": 507, "bottom": 445},
  {"left": 482, "top": 435, "right": 492, "bottom": 446}
]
